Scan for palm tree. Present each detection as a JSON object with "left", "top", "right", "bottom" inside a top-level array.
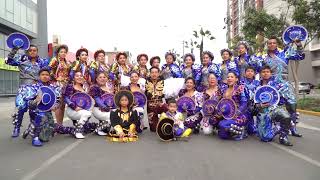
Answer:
[{"left": 192, "top": 27, "right": 215, "bottom": 59}]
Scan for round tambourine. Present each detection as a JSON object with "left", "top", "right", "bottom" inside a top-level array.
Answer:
[
  {"left": 254, "top": 85, "right": 280, "bottom": 106},
  {"left": 38, "top": 86, "right": 57, "bottom": 112},
  {"left": 6, "top": 32, "right": 30, "bottom": 50},
  {"left": 101, "top": 93, "right": 116, "bottom": 109},
  {"left": 156, "top": 118, "right": 174, "bottom": 141},
  {"left": 133, "top": 91, "right": 147, "bottom": 107},
  {"left": 70, "top": 92, "right": 93, "bottom": 110},
  {"left": 176, "top": 96, "right": 196, "bottom": 112},
  {"left": 282, "top": 25, "right": 308, "bottom": 45},
  {"left": 216, "top": 98, "right": 237, "bottom": 120},
  {"left": 202, "top": 99, "right": 219, "bottom": 116}
]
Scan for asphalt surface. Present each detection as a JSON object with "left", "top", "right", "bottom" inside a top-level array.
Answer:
[{"left": 0, "top": 97, "right": 320, "bottom": 180}]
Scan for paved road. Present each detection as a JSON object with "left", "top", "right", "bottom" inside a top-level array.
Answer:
[{"left": 0, "top": 98, "right": 320, "bottom": 180}]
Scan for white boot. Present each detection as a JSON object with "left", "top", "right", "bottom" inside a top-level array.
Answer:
[{"left": 96, "top": 130, "right": 107, "bottom": 136}]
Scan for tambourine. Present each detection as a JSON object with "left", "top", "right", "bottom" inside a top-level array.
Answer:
[
  {"left": 176, "top": 96, "right": 196, "bottom": 112},
  {"left": 70, "top": 92, "right": 93, "bottom": 110},
  {"left": 217, "top": 98, "right": 237, "bottom": 120}
]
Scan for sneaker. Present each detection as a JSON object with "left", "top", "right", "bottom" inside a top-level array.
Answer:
[
  {"left": 75, "top": 133, "right": 85, "bottom": 139},
  {"left": 96, "top": 130, "right": 107, "bottom": 136}
]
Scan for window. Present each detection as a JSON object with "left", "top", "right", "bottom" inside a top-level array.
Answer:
[{"left": 5, "top": 0, "right": 14, "bottom": 13}]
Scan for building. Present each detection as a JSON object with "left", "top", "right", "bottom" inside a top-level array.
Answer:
[
  {"left": 263, "top": 0, "right": 320, "bottom": 85},
  {"left": 0, "top": 0, "right": 48, "bottom": 96},
  {"left": 226, "top": 0, "right": 263, "bottom": 45}
]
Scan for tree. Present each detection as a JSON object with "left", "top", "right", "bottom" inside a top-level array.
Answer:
[
  {"left": 192, "top": 27, "right": 215, "bottom": 59},
  {"left": 241, "top": 8, "right": 287, "bottom": 52},
  {"left": 283, "top": 0, "right": 320, "bottom": 96}
]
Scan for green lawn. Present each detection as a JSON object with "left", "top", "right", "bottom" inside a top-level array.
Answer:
[{"left": 297, "top": 97, "right": 320, "bottom": 112}]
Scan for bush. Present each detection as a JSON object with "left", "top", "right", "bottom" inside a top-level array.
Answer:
[{"left": 297, "top": 98, "right": 320, "bottom": 112}]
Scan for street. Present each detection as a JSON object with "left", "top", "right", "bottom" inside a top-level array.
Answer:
[{"left": 0, "top": 97, "right": 320, "bottom": 180}]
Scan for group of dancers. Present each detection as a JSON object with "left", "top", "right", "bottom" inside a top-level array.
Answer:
[{"left": 6, "top": 33, "right": 305, "bottom": 147}]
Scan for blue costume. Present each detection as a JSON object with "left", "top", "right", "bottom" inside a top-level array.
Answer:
[
  {"left": 180, "top": 64, "right": 201, "bottom": 81},
  {"left": 233, "top": 53, "right": 260, "bottom": 80},
  {"left": 198, "top": 63, "right": 221, "bottom": 92},
  {"left": 255, "top": 78, "right": 293, "bottom": 145},
  {"left": 162, "top": 63, "right": 184, "bottom": 98},
  {"left": 241, "top": 78, "right": 260, "bottom": 135},
  {"left": 220, "top": 59, "right": 238, "bottom": 83},
  {"left": 19, "top": 81, "right": 60, "bottom": 146},
  {"left": 218, "top": 85, "right": 248, "bottom": 140},
  {"left": 5, "top": 53, "right": 49, "bottom": 137},
  {"left": 259, "top": 46, "right": 304, "bottom": 137}
]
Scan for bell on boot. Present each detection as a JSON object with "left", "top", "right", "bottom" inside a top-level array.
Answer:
[
  {"left": 12, "top": 128, "right": 20, "bottom": 138},
  {"left": 279, "top": 136, "right": 293, "bottom": 146},
  {"left": 32, "top": 137, "right": 43, "bottom": 147}
]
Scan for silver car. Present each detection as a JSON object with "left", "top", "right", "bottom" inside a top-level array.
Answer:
[{"left": 291, "top": 82, "right": 311, "bottom": 94}]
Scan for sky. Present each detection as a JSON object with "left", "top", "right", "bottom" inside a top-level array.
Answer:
[{"left": 47, "top": 0, "right": 228, "bottom": 64}]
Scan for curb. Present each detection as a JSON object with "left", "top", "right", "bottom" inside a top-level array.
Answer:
[{"left": 297, "top": 109, "right": 320, "bottom": 117}]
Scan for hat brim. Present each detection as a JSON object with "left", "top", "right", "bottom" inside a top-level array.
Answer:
[
  {"left": 6, "top": 32, "right": 30, "bottom": 50},
  {"left": 70, "top": 92, "right": 93, "bottom": 110},
  {"left": 38, "top": 86, "right": 57, "bottom": 112},
  {"left": 156, "top": 118, "right": 174, "bottom": 141},
  {"left": 114, "top": 90, "right": 134, "bottom": 108}
]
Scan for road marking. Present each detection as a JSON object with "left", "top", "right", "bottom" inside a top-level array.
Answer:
[
  {"left": 270, "top": 142, "right": 320, "bottom": 168},
  {"left": 21, "top": 139, "right": 84, "bottom": 180},
  {"left": 297, "top": 122, "right": 320, "bottom": 132}
]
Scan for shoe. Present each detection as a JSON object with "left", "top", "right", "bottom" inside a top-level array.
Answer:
[
  {"left": 75, "top": 133, "right": 85, "bottom": 139},
  {"left": 32, "top": 137, "right": 43, "bottom": 147},
  {"left": 96, "top": 130, "right": 107, "bottom": 136},
  {"left": 279, "top": 136, "right": 293, "bottom": 146},
  {"left": 291, "top": 130, "right": 303, "bottom": 137},
  {"left": 12, "top": 128, "right": 20, "bottom": 138}
]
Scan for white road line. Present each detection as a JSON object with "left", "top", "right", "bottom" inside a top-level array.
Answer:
[
  {"left": 270, "top": 142, "right": 320, "bottom": 168},
  {"left": 298, "top": 122, "right": 320, "bottom": 132},
  {"left": 21, "top": 139, "right": 84, "bottom": 180}
]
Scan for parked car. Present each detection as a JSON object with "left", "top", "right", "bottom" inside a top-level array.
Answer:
[
  {"left": 291, "top": 82, "right": 311, "bottom": 94},
  {"left": 306, "top": 83, "right": 315, "bottom": 89}
]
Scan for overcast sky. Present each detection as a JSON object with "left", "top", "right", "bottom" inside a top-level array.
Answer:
[{"left": 47, "top": 0, "right": 227, "bottom": 64}]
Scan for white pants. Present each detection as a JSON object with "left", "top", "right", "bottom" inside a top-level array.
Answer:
[
  {"left": 66, "top": 107, "right": 92, "bottom": 125},
  {"left": 92, "top": 107, "right": 111, "bottom": 124},
  {"left": 134, "top": 106, "right": 149, "bottom": 129}
]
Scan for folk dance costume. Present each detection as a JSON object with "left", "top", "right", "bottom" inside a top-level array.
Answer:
[
  {"left": 89, "top": 49, "right": 110, "bottom": 81},
  {"left": 218, "top": 85, "right": 248, "bottom": 140},
  {"left": 159, "top": 111, "right": 192, "bottom": 138},
  {"left": 198, "top": 51, "right": 221, "bottom": 92},
  {"left": 259, "top": 47, "right": 305, "bottom": 137},
  {"left": 109, "top": 52, "right": 131, "bottom": 92},
  {"left": 63, "top": 84, "right": 92, "bottom": 139},
  {"left": 178, "top": 89, "right": 203, "bottom": 133},
  {"left": 242, "top": 77, "right": 260, "bottom": 135},
  {"left": 161, "top": 52, "right": 184, "bottom": 98},
  {"left": 219, "top": 49, "right": 237, "bottom": 83},
  {"left": 145, "top": 77, "right": 167, "bottom": 132},
  {"left": 108, "top": 90, "right": 139, "bottom": 142},
  {"left": 5, "top": 51, "right": 49, "bottom": 137},
  {"left": 180, "top": 53, "right": 201, "bottom": 80},
  {"left": 70, "top": 48, "right": 91, "bottom": 85},
  {"left": 255, "top": 78, "right": 293, "bottom": 146},
  {"left": 121, "top": 84, "right": 148, "bottom": 133},
  {"left": 89, "top": 85, "right": 114, "bottom": 136},
  {"left": 201, "top": 87, "right": 223, "bottom": 134},
  {"left": 21, "top": 80, "right": 60, "bottom": 146}
]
